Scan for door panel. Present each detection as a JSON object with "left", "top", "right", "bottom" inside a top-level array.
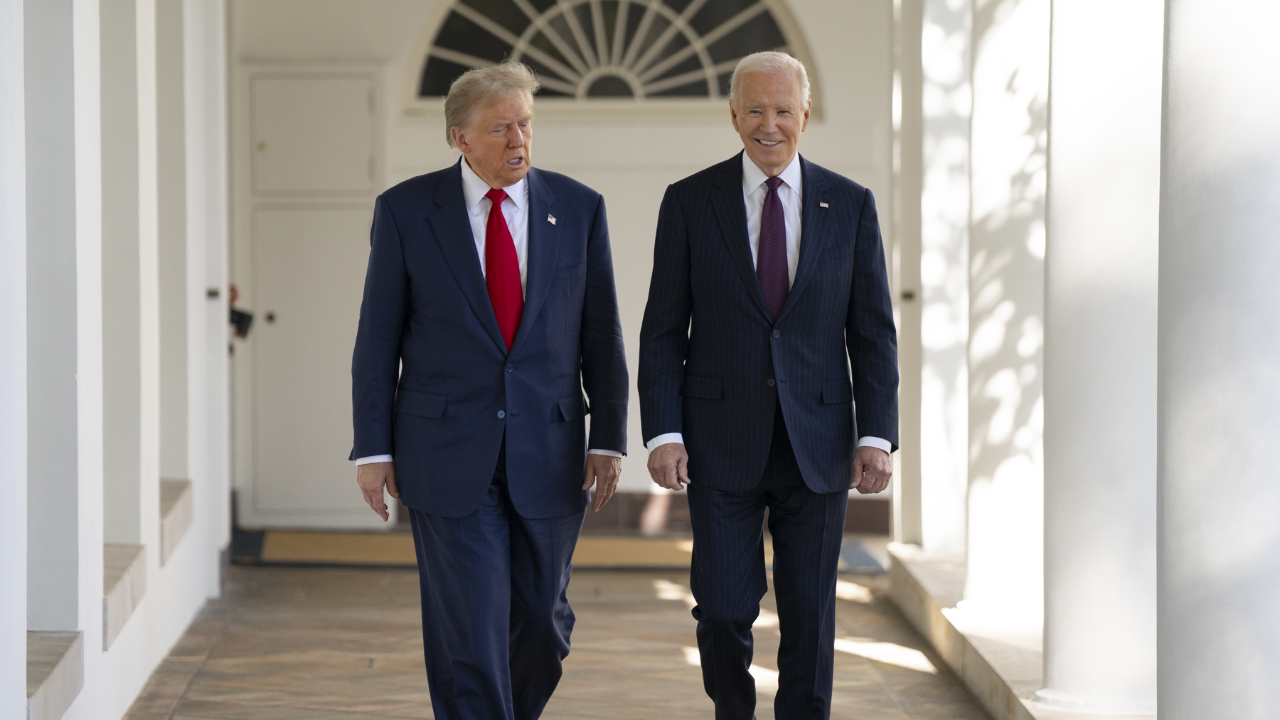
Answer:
[
  {"left": 251, "top": 75, "right": 375, "bottom": 194},
  {"left": 251, "top": 205, "right": 373, "bottom": 520},
  {"left": 236, "top": 68, "right": 384, "bottom": 529}
]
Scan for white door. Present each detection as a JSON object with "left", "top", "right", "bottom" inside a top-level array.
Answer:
[{"left": 237, "top": 70, "right": 386, "bottom": 528}]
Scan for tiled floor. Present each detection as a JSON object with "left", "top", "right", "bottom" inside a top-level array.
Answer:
[{"left": 125, "top": 565, "right": 990, "bottom": 720}]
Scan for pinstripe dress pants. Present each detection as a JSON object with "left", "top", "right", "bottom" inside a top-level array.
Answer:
[{"left": 687, "top": 407, "right": 849, "bottom": 720}]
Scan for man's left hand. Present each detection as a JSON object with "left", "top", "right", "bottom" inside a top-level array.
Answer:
[
  {"left": 583, "top": 454, "right": 622, "bottom": 512},
  {"left": 852, "top": 446, "right": 892, "bottom": 494}
]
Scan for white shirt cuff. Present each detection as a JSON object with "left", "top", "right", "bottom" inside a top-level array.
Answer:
[
  {"left": 645, "top": 433, "right": 684, "bottom": 451},
  {"left": 354, "top": 454, "right": 393, "bottom": 465},
  {"left": 587, "top": 449, "right": 623, "bottom": 458},
  {"left": 857, "top": 436, "right": 893, "bottom": 454}
]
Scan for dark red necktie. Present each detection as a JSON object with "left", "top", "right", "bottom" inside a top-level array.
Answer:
[
  {"left": 757, "top": 176, "right": 789, "bottom": 320},
  {"left": 484, "top": 188, "right": 523, "bottom": 350}
]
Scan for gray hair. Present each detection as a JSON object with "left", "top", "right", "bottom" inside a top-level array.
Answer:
[
  {"left": 728, "top": 52, "right": 810, "bottom": 110},
  {"left": 444, "top": 62, "right": 541, "bottom": 148}
]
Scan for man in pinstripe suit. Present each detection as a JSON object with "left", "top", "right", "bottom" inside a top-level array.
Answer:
[{"left": 639, "top": 52, "right": 898, "bottom": 720}]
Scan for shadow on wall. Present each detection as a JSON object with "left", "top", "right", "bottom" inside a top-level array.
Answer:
[
  {"left": 918, "top": 0, "right": 973, "bottom": 555},
  {"left": 963, "top": 0, "right": 1048, "bottom": 614}
]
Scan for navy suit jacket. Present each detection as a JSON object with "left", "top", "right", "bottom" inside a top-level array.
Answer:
[
  {"left": 638, "top": 153, "right": 898, "bottom": 494},
  {"left": 351, "top": 160, "right": 628, "bottom": 519}
]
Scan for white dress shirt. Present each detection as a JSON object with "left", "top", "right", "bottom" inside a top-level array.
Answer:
[
  {"left": 461, "top": 156, "right": 529, "bottom": 295},
  {"left": 744, "top": 149, "right": 804, "bottom": 285},
  {"left": 646, "top": 153, "right": 893, "bottom": 456},
  {"left": 356, "top": 158, "right": 620, "bottom": 465}
]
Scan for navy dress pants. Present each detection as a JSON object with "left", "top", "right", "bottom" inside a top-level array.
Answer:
[
  {"left": 407, "top": 443, "right": 585, "bottom": 720},
  {"left": 687, "top": 409, "right": 849, "bottom": 720}
]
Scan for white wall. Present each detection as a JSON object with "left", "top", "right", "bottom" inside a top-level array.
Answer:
[
  {"left": 159, "top": 0, "right": 189, "bottom": 481},
  {"left": 229, "top": 0, "right": 894, "bottom": 495},
  {"left": 0, "top": 0, "right": 29, "bottom": 714},
  {"left": 101, "top": 0, "right": 144, "bottom": 544}
]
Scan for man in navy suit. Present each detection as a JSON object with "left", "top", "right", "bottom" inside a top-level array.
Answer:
[
  {"left": 350, "top": 62, "right": 628, "bottom": 720},
  {"left": 639, "top": 52, "right": 899, "bottom": 719}
]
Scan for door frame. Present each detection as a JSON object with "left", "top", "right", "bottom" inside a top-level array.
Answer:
[{"left": 230, "top": 63, "right": 388, "bottom": 529}]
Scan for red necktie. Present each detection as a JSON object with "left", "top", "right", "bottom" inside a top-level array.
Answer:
[
  {"left": 484, "top": 188, "right": 523, "bottom": 350},
  {"left": 757, "top": 176, "right": 789, "bottom": 320}
]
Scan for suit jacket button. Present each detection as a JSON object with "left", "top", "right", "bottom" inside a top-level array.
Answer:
[
  {"left": 767, "top": 379, "right": 776, "bottom": 387},
  {"left": 497, "top": 410, "right": 506, "bottom": 419},
  {"left": 505, "top": 364, "right": 514, "bottom": 372},
  {"left": 772, "top": 330, "right": 781, "bottom": 338}
]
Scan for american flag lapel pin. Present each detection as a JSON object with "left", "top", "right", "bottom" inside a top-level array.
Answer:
[
  {"left": 548, "top": 214, "right": 556, "bottom": 225},
  {"left": 820, "top": 202, "right": 829, "bottom": 209}
]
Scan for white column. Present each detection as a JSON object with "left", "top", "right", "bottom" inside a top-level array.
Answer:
[
  {"left": 25, "top": 0, "right": 83, "bottom": 633},
  {"left": 0, "top": 0, "right": 30, "bottom": 714},
  {"left": 918, "top": 0, "right": 971, "bottom": 554},
  {"left": 186, "top": 0, "right": 231, "bottom": 565},
  {"left": 961, "top": 0, "right": 1048, "bottom": 619},
  {"left": 72, "top": 0, "right": 105, "bottom": 671},
  {"left": 1035, "top": 0, "right": 1162, "bottom": 713},
  {"left": 1158, "top": 1, "right": 1280, "bottom": 717},
  {"left": 892, "top": 0, "right": 924, "bottom": 546}
]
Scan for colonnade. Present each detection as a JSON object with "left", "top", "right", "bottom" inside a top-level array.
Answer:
[
  {"left": 2, "top": 0, "right": 231, "bottom": 717},
  {"left": 4, "top": 0, "right": 1280, "bottom": 717},
  {"left": 893, "top": 0, "right": 1280, "bottom": 716}
]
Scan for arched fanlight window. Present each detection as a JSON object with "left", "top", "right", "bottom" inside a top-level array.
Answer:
[{"left": 419, "top": 0, "right": 812, "bottom": 101}]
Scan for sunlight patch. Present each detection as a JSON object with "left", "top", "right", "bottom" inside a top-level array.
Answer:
[
  {"left": 654, "top": 579, "right": 696, "bottom": 608},
  {"left": 683, "top": 647, "right": 779, "bottom": 690},
  {"left": 834, "top": 638, "right": 938, "bottom": 674},
  {"left": 835, "top": 580, "right": 874, "bottom": 603}
]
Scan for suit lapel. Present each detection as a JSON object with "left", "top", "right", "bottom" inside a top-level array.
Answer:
[
  {"left": 510, "top": 168, "right": 559, "bottom": 354},
  {"left": 426, "top": 159, "right": 508, "bottom": 353},
  {"left": 777, "top": 155, "right": 832, "bottom": 323},
  {"left": 711, "top": 154, "right": 773, "bottom": 322}
]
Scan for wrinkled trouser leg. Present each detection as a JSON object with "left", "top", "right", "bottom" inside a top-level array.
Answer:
[{"left": 409, "top": 446, "right": 585, "bottom": 720}]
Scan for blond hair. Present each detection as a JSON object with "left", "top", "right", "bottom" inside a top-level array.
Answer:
[
  {"left": 728, "top": 52, "right": 810, "bottom": 109},
  {"left": 444, "top": 62, "right": 541, "bottom": 148}
]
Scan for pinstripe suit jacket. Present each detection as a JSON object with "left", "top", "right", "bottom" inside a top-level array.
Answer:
[{"left": 638, "top": 153, "right": 898, "bottom": 494}]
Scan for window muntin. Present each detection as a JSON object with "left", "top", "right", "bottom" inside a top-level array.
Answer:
[{"left": 420, "top": 0, "right": 795, "bottom": 100}]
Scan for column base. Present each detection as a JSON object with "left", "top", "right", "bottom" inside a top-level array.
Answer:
[
  {"left": 1030, "top": 689, "right": 1155, "bottom": 717},
  {"left": 888, "top": 543, "right": 1156, "bottom": 720}
]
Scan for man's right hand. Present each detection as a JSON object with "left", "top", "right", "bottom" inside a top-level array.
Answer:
[
  {"left": 647, "top": 443, "right": 690, "bottom": 491},
  {"left": 357, "top": 462, "right": 400, "bottom": 521}
]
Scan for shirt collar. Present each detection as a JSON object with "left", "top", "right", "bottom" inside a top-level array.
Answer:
[
  {"left": 742, "top": 151, "right": 803, "bottom": 196},
  {"left": 460, "top": 156, "right": 528, "bottom": 211}
]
